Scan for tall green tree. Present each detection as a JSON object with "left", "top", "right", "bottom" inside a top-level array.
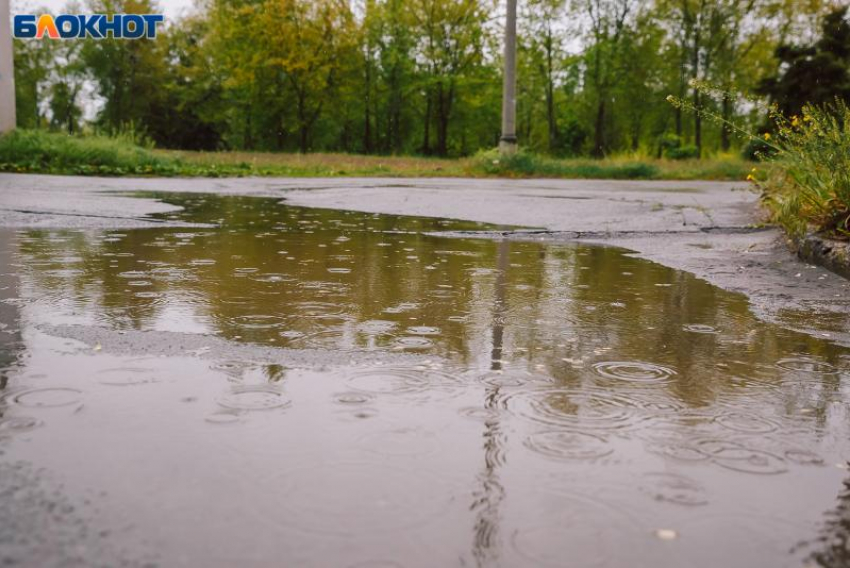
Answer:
[{"left": 757, "top": 5, "right": 850, "bottom": 117}]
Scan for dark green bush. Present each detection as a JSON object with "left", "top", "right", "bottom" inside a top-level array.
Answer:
[{"left": 666, "top": 145, "right": 700, "bottom": 160}]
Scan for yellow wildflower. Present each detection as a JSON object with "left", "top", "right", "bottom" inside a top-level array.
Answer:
[
  {"left": 746, "top": 174, "right": 755, "bottom": 182},
  {"left": 763, "top": 133, "right": 771, "bottom": 141},
  {"left": 791, "top": 116, "right": 800, "bottom": 127}
]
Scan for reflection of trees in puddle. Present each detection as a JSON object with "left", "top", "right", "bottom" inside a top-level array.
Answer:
[
  {"left": 804, "top": 469, "right": 850, "bottom": 567},
  {"left": 11, "top": 195, "right": 850, "bottom": 422}
]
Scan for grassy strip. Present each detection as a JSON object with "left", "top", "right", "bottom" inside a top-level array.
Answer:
[
  {"left": 0, "top": 129, "right": 185, "bottom": 176},
  {"left": 0, "top": 129, "right": 751, "bottom": 181},
  {"left": 474, "top": 150, "right": 749, "bottom": 181}
]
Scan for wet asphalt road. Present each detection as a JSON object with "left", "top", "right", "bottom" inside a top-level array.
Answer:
[
  {"left": 1, "top": 173, "right": 847, "bottom": 344},
  {"left": 0, "top": 173, "right": 849, "bottom": 568}
]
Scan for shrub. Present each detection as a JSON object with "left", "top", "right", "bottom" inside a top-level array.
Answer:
[
  {"left": 669, "top": 82, "right": 850, "bottom": 240},
  {"left": 761, "top": 102, "right": 850, "bottom": 239},
  {"left": 666, "top": 145, "right": 700, "bottom": 160},
  {"left": 741, "top": 137, "right": 776, "bottom": 161},
  {"left": 475, "top": 150, "right": 659, "bottom": 179},
  {"left": 656, "top": 134, "right": 699, "bottom": 160},
  {"left": 0, "top": 129, "right": 181, "bottom": 176},
  {"left": 657, "top": 133, "right": 682, "bottom": 157}
]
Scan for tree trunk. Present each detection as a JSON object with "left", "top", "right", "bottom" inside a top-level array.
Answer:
[
  {"left": 676, "top": 28, "right": 687, "bottom": 138},
  {"left": 243, "top": 106, "right": 253, "bottom": 151},
  {"left": 436, "top": 82, "right": 450, "bottom": 157},
  {"left": 298, "top": 91, "right": 308, "bottom": 153},
  {"left": 422, "top": 88, "right": 432, "bottom": 155},
  {"left": 364, "top": 56, "right": 373, "bottom": 153},
  {"left": 692, "top": 14, "right": 702, "bottom": 158},
  {"left": 300, "top": 125, "right": 309, "bottom": 153},
  {"left": 593, "top": 99, "right": 605, "bottom": 158},
  {"left": 720, "top": 93, "right": 731, "bottom": 152}
]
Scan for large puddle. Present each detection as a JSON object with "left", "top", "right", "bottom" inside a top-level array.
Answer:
[{"left": 1, "top": 193, "right": 849, "bottom": 567}]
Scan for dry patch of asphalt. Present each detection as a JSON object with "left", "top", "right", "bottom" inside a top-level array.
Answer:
[{"left": 0, "top": 172, "right": 848, "bottom": 345}]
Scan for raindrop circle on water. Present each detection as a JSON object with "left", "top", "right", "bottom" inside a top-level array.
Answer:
[
  {"left": 216, "top": 385, "right": 290, "bottom": 411},
  {"left": 479, "top": 372, "right": 531, "bottom": 388},
  {"left": 205, "top": 412, "right": 242, "bottom": 425},
  {"left": 11, "top": 388, "right": 83, "bottom": 408},
  {"left": 229, "top": 315, "right": 286, "bottom": 330},
  {"left": 0, "top": 416, "right": 43, "bottom": 433},
  {"left": 524, "top": 430, "right": 613, "bottom": 461},
  {"left": 714, "top": 412, "right": 779, "bottom": 434},
  {"left": 346, "top": 369, "right": 431, "bottom": 395},
  {"left": 334, "top": 392, "right": 374, "bottom": 405},
  {"left": 357, "top": 320, "right": 398, "bottom": 335},
  {"left": 592, "top": 361, "right": 677, "bottom": 384},
  {"left": 638, "top": 472, "right": 708, "bottom": 507},
  {"left": 502, "top": 388, "right": 642, "bottom": 430},
  {"left": 295, "top": 301, "right": 349, "bottom": 319},
  {"left": 511, "top": 493, "right": 640, "bottom": 567},
  {"left": 458, "top": 405, "right": 502, "bottom": 422},
  {"left": 278, "top": 330, "right": 306, "bottom": 340},
  {"left": 393, "top": 336, "right": 434, "bottom": 350},
  {"left": 776, "top": 357, "right": 838, "bottom": 375},
  {"left": 784, "top": 448, "right": 824, "bottom": 466},
  {"left": 696, "top": 440, "right": 788, "bottom": 475},
  {"left": 405, "top": 326, "right": 441, "bottom": 336},
  {"left": 683, "top": 324, "right": 719, "bottom": 334}
]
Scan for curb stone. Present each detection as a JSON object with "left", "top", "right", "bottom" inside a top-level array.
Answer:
[{"left": 795, "top": 233, "right": 850, "bottom": 279}]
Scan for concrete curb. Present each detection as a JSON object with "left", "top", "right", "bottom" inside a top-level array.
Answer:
[{"left": 795, "top": 233, "right": 850, "bottom": 279}]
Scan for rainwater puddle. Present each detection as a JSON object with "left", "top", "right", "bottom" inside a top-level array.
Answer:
[{"left": 0, "top": 193, "right": 849, "bottom": 567}]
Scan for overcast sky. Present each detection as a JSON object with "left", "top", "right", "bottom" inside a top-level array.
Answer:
[{"left": 11, "top": 0, "right": 197, "bottom": 20}]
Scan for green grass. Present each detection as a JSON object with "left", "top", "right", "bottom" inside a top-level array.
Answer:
[
  {"left": 758, "top": 102, "right": 850, "bottom": 240},
  {"left": 0, "top": 129, "right": 752, "bottom": 181},
  {"left": 0, "top": 129, "right": 184, "bottom": 176}
]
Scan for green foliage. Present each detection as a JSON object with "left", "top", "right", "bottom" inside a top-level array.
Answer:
[
  {"left": 741, "top": 137, "right": 775, "bottom": 161},
  {"left": 0, "top": 129, "right": 182, "bottom": 176},
  {"left": 671, "top": 77, "right": 850, "bottom": 239},
  {"left": 13, "top": 36, "right": 53, "bottom": 129},
  {"left": 761, "top": 102, "right": 850, "bottom": 239},
  {"left": 474, "top": 150, "right": 659, "bottom": 179},
  {"left": 9, "top": 0, "right": 843, "bottom": 162},
  {"left": 0, "top": 130, "right": 751, "bottom": 180},
  {"left": 658, "top": 134, "right": 699, "bottom": 160},
  {"left": 666, "top": 145, "right": 699, "bottom": 160},
  {"left": 757, "top": 6, "right": 850, "bottom": 118}
]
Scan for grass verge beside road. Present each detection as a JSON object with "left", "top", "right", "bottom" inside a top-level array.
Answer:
[{"left": 0, "top": 129, "right": 751, "bottom": 181}]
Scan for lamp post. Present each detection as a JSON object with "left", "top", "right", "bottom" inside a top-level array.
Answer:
[
  {"left": 499, "top": 0, "right": 517, "bottom": 155},
  {"left": 0, "top": 0, "right": 15, "bottom": 133}
]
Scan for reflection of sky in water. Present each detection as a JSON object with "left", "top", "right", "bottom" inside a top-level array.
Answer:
[{"left": 0, "top": 194, "right": 849, "bottom": 567}]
